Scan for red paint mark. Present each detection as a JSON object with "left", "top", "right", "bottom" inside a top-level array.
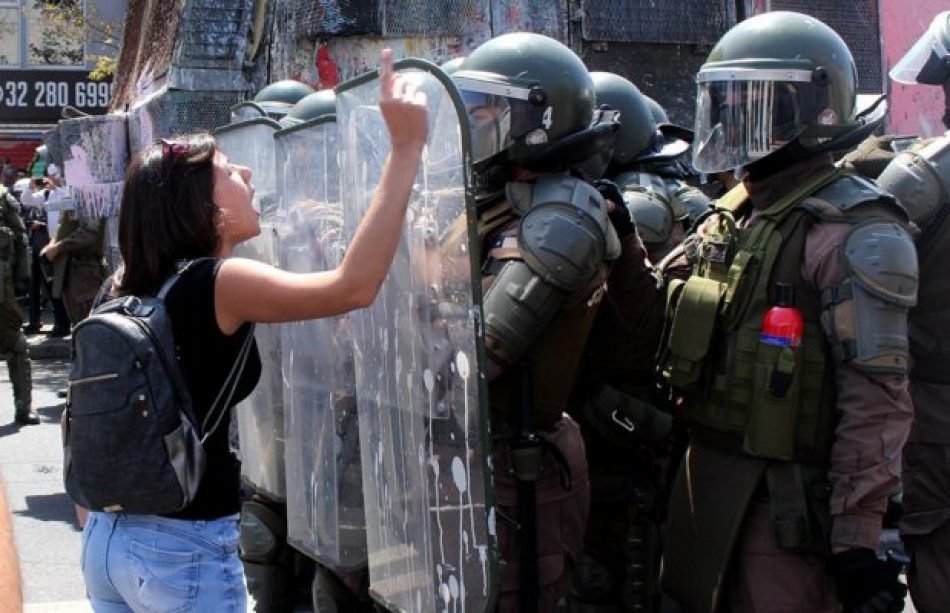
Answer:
[{"left": 316, "top": 44, "right": 340, "bottom": 89}]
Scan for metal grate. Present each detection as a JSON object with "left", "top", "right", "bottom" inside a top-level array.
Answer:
[
  {"left": 769, "top": 0, "right": 883, "bottom": 94},
  {"left": 492, "top": 0, "right": 567, "bottom": 40},
  {"left": 128, "top": 91, "right": 240, "bottom": 154},
  {"left": 582, "top": 0, "right": 729, "bottom": 44},
  {"left": 290, "top": 0, "right": 378, "bottom": 37},
  {"left": 381, "top": 0, "right": 489, "bottom": 37}
]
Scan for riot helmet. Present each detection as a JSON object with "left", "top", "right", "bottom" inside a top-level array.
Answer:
[
  {"left": 890, "top": 11, "right": 950, "bottom": 86},
  {"left": 453, "top": 33, "right": 602, "bottom": 170},
  {"left": 282, "top": 89, "right": 336, "bottom": 126},
  {"left": 242, "top": 80, "right": 316, "bottom": 120},
  {"left": 692, "top": 11, "right": 861, "bottom": 174},
  {"left": 440, "top": 56, "right": 466, "bottom": 76},
  {"left": 591, "top": 72, "right": 656, "bottom": 165},
  {"left": 644, "top": 95, "right": 669, "bottom": 126}
]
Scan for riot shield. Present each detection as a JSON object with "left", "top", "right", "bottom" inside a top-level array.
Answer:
[
  {"left": 274, "top": 115, "right": 369, "bottom": 572},
  {"left": 213, "top": 117, "right": 281, "bottom": 214},
  {"left": 337, "top": 60, "right": 497, "bottom": 612},
  {"left": 214, "top": 117, "right": 286, "bottom": 501}
]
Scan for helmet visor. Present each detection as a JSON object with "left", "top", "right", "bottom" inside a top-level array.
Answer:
[
  {"left": 692, "top": 69, "right": 823, "bottom": 173},
  {"left": 889, "top": 18, "right": 950, "bottom": 85},
  {"left": 454, "top": 74, "right": 550, "bottom": 164}
]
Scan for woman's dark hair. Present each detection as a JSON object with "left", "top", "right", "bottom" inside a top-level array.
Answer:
[{"left": 116, "top": 132, "right": 219, "bottom": 296}]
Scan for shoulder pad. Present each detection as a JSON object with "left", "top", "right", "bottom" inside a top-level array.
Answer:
[
  {"left": 614, "top": 171, "right": 670, "bottom": 201},
  {"left": 844, "top": 221, "right": 918, "bottom": 307},
  {"left": 812, "top": 175, "right": 895, "bottom": 211},
  {"left": 800, "top": 175, "right": 908, "bottom": 223},
  {"left": 667, "top": 180, "right": 712, "bottom": 222},
  {"left": 507, "top": 174, "right": 618, "bottom": 290},
  {"left": 623, "top": 189, "right": 672, "bottom": 245}
]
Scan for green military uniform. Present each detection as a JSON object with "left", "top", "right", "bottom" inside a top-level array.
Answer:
[
  {"left": 0, "top": 186, "right": 35, "bottom": 424},
  {"left": 660, "top": 161, "right": 914, "bottom": 611},
  {"left": 48, "top": 209, "right": 107, "bottom": 324},
  {"left": 661, "top": 11, "right": 917, "bottom": 612}
]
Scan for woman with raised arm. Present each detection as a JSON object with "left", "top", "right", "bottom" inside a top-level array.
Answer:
[{"left": 79, "top": 49, "right": 427, "bottom": 612}]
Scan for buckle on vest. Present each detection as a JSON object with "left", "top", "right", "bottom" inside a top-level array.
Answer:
[
  {"left": 703, "top": 238, "right": 731, "bottom": 263},
  {"left": 820, "top": 282, "right": 853, "bottom": 309}
]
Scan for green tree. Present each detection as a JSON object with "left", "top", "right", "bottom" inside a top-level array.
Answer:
[{"left": 28, "top": 0, "right": 122, "bottom": 79}]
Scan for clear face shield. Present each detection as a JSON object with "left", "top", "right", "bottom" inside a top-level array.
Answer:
[
  {"left": 453, "top": 73, "right": 550, "bottom": 164},
  {"left": 890, "top": 12, "right": 950, "bottom": 86},
  {"left": 692, "top": 68, "right": 826, "bottom": 174}
]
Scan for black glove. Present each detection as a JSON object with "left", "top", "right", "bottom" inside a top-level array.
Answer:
[
  {"left": 830, "top": 548, "right": 907, "bottom": 613},
  {"left": 593, "top": 179, "right": 636, "bottom": 240}
]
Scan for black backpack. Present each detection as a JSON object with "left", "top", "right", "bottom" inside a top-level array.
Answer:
[{"left": 63, "top": 264, "right": 254, "bottom": 514}]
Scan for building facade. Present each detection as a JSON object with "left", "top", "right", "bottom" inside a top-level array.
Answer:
[{"left": 0, "top": 0, "right": 126, "bottom": 172}]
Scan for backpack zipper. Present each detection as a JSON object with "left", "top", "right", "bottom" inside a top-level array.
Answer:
[{"left": 69, "top": 372, "right": 120, "bottom": 386}]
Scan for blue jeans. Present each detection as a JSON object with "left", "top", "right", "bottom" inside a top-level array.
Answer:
[{"left": 81, "top": 511, "right": 247, "bottom": 612}]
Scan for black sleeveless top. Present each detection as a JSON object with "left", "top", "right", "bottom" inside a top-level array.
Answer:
[{"left": 162, "top": 258, "right": 261, "bottom": 520}]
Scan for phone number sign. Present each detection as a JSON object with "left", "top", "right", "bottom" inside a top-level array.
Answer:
[{"left": 0, "top": 70, "right": 113, "bottom": 122}]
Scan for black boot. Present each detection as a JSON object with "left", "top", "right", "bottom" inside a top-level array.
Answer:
[{"left": 15, "top": 408, "right": 40, "bottom": 425}]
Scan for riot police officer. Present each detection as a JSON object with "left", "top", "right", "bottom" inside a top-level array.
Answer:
[
  {"left": 875, "top": 11, "right": 950, "bottom": 612},
  {"left": 563, "top": 70, "right": 676, "bottom": 612},
  {"left": 659, "top": 12, "right": 915, "bottom": 612},
  {"left": 0, "top": 184, "right": 37, "bottom": 425},
  {"left": 452, "top": 33, "right": 621, "bottom": 611},
  {"left": 591, "top": 73, "right": 711, "bottom": 264}
]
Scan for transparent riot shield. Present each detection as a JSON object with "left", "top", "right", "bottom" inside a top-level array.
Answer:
[
  {"left": 337, "top": 60, "right": 497, "bottom": 612},
  {"left": 275, "top": 116, "right": 368, "bottom": 572},
  {"left": 214, "top": 117, "right": 286, "bottom": 501},
  {"left": 213, "top": 117, "right": 281, "bottom": 214}
]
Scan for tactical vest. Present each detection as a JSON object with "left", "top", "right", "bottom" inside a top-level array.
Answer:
[{"left": 663, "top": 168, "right": 866, "bottom": 467}]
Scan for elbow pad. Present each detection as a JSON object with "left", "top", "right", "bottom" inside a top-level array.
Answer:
[
  {"left": 823, "top": 221, "right": 918, "bottom": 374},
  {"left": 483, "top": 259, "right": 565, "bottom": 367}
]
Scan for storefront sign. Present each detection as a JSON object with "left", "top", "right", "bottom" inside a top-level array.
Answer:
[{"left": 0, "top": 70, "right": 113, "bottom": 122}]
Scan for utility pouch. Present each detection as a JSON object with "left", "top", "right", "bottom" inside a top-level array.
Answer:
[
  {"left": 743, "top": 338, "right": 803, "bottom": 461},
  {"left": 665, "top": 275, "right": 725, "bottom": 389},
  {"left": 722, "top": 245, "right": 767, "bottom": 329},
  {"left": 510, "top": 438, "right": 544, "bottom": 482}
]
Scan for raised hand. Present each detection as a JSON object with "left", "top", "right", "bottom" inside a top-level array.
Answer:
[{"left": 378, "top": 48, "right": 428, "bottom": 150}]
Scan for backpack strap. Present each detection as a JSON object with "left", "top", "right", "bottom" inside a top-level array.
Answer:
[
  {"left": 156, "top": 258, "right": 205, "bottom": 299},
  {"left": 155, "top": 257, "right": 253, "bottom": 442},
  {"left": 200, "top": 324, "right": 256, "bottom": 443}
]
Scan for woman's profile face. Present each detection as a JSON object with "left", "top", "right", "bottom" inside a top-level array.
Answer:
[{"left": 212, "top": 152, "right": 260, "bottom": 246}]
